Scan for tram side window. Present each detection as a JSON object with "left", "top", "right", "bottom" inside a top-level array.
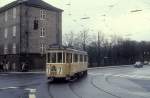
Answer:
[
  {"left": 57, "top": 53, "right": 62, "bottom": 63},
  {"left": 47, "top": 53, "right": 50, "bottom": 63},
  {"left": 80, "top": 55, "right": 83, "bottom": 62},
  {"left": 84, "top": 55, "right": 88, "bottom": 62},
  {"left": 51, "top": 53, "right": 56, "bottom": 63},
  {"left": 63, "top": 52, "right": 65, "bottom": 63},
  {"left": 74, "top": 54, "right": 78, "bottom": 63},
  {"left": 66, "top": 53, "right": 72, "bottom": 63}
]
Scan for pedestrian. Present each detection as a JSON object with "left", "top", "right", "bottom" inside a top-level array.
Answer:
[
  {"left": 5, "top": 63, "right": 8, "bottom": 72},
  {"left": 6, "top": 62, "right": 10, "bottom": 72},
  {"left": 22, "top": 62, "right": 25, "bottom": 72},
  {"left": 12, "top": 63, "right": 16, "bottom": 72},
  {"left": 0, "top": 62, "right": 3, "bottom": 72},
  {"left": 3, "top": 63, "right": 6, "bottom": 72}
]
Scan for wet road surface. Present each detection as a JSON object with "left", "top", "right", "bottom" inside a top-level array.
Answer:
[{"left": 0, "top": 65, "right": 150, "bottom": 98}]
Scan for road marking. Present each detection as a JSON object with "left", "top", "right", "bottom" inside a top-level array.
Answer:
[
  {"left": 113, "top": 74, "right": 150, "bottom": 79},
  {"left": 0, "top": 74, "right": 8, "bottom": 76},
  {"left": 88, "top": 73, "right": 112, "bottom": 76},
  {"left": 88, "top": 73, "right": 103, "bottom": 76},
  {"left": 104, "top": 73, "right": 112, "bottom": 76},
  {"left": 0, "top": 87, "right": 37, "bottom": 98},
  {"left": 25, "top": 88, "right": 36, "bottom": 98},
  {"left": 0, "top": 86, "right": 19, "bottom": 90},
  {"left": 89, "top": 72, "right": 150, "bottom": 79}
]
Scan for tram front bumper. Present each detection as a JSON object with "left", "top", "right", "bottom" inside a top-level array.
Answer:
[{"left": 46, "top": 72, "right": 68, "bottom": 78}]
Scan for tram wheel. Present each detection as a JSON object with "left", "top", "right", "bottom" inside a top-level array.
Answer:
[
  {"left": 83, "top": 70, "right": 88, "bottom": 76},
  {"left": 69, "top": 74, "right": 78, "bottom": 82},
  {"left": 48, "top": 77, "right": 54, "bottom": 82}
]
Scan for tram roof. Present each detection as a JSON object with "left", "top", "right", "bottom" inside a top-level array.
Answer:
[{"left": 46, "top": 46, "right": 87, "bottom": 55}]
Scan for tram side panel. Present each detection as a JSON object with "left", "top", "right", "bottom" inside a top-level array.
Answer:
[{"left": 70, "top": 62, "right": 87, "bottom": 76}]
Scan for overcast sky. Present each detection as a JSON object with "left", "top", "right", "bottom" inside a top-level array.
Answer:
[{"left": 1, "top": 0, "right": 150, "bottom": 41}]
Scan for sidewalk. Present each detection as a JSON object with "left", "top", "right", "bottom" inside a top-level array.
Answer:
[{"left": 0, "top": 71, "right": 45, "bottom": 74}]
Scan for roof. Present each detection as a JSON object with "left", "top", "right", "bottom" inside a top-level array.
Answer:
[
  {"left": 47, "top": 45, "right": 88, "bottom": 55},
  {"left": 0, "top": 0, "right": 63, "bottom": 13}
]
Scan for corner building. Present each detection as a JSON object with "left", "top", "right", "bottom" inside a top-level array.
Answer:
[{"left": 0, "top": 0, "right": 63, "bottom": 71}]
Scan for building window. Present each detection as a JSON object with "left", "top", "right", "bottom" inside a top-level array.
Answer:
[
  {"left": 40, "top": 28, "right": 46, "bottom": 37},
  {"left": 4, "top": 44, "right": 8, "bottom": 54},
  {"left": 5, "top": 11, "right": 8, "bottom": 22},
  {"left": 12, "top": 43, "right": 16, "bottom": 54},
  {"left": 33, "top": 19, "right": 38, "bottom": 30},
  {"left": 40, "top": 10, "right": 46, "bottom": 20},
  {"left": 4, "top": 28, "right": 8, "bottom": 39},
  {"left": 40, "top": 44, "right": 45, "bottom": 53},
  {"left": 13, "top": 7, "right": 16, "bottom": 19},
  {"left": 13, "top": 26, "right": 16, "bottom": 37}
]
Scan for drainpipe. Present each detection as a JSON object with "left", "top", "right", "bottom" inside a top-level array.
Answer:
[{"left": 19, "top": 3, "right": 22, "bottom": 71}]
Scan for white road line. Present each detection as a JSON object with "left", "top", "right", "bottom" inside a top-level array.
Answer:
[
  {"left": 0, "top": 87, "right": 37, "bottom": 98},
  {"left": 113, "top": 74, "right": 150, "bottom": 79},
  {"left": 88, "top": 73, "right": 103, "bottom": 76},
  {"left": 104, "top": 73, "right": 112, "bottom": 76},
  {"left": 25, "top": 88, "right": 36, "bottom": 98},
  {"left": 0, "top": 74, "right": 8, "bottom": 76},
  {"left": 89, "top": 72, "right": 150, "bottom": 79},
  {"left": 88, "top": 73, "right": 113, "bottom": 76},
  {"left": 0, "top": 86, "right": 19, "bottom": 90}
]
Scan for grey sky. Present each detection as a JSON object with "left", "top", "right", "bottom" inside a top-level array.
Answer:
[{"left": 1, "top": 0, "right": 150, "bottom": 41}]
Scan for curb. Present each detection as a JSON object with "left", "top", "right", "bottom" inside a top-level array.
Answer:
[
  {"left": 0, "top": 71, "right": 45, "bottom": 74},
  {"left": 0, "top": 65, "right": 134, "bottom": 74},
  {"left": 88, "top": 65, "right": 132, "bottom": 70}
]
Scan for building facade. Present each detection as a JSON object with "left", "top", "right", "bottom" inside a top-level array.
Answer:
[{"left": 0, "top": 0, "right": 63, "bottom": 71}]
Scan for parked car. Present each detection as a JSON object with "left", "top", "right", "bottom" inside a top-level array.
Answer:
[
  {"left": 149, "top": 62, "right": 150, "bottom": 65},
  {"left": 144, "top": 61, "right": 148, "bottom": 65},
  {"left": 134, "top": 61, "right": 143, "bottom": 68}
]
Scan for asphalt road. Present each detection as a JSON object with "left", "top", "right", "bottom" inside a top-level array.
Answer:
[{"left": 0, "top": 65, "right": 150, "bottom": 98}]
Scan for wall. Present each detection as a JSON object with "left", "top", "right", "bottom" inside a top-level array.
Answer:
[
  {"left": 21, "top": 5, "right": 62, "bottom": 54},
  {"left": 0, "top": 6, "right": 20, "bottom": 55}
]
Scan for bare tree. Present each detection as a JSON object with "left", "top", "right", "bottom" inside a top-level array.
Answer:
[
  {"left": 76, "top": 29, "right": 90, "bottom": 50},
  {"left": 63, "top": 31, "right": 75, "bottom": 47},
  {"left": 110, "top": 34, "right": 124, "bottom": 46}
]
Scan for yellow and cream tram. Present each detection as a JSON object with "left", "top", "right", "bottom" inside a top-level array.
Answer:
[{"left": 46, "top": 46, "right": 88, "bottom": 81}]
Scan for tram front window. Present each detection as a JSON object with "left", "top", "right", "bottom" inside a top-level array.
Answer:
[
  {"left": 47, "top": 53, "right": 56, "bottom": 63},
  {"left": 47, "top": 52, "right": 64, "bottom": 63}
]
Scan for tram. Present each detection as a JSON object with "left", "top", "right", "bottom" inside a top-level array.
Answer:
[{"left": 46, "top": 46, "right": 88, "bottom": 81}]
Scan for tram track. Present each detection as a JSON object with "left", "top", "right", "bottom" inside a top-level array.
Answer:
[
  {"left": 68, "top": 83, "right": 83, "bottom": 98},
  {"left": 47, "top": 83, "right": 54, "bottom": 98},
  {"left": 90, "top": 76, "right": 122, "bottom": 98},
  {"left": 47, "top": 80, "right": 82, "bottom": 98}
]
